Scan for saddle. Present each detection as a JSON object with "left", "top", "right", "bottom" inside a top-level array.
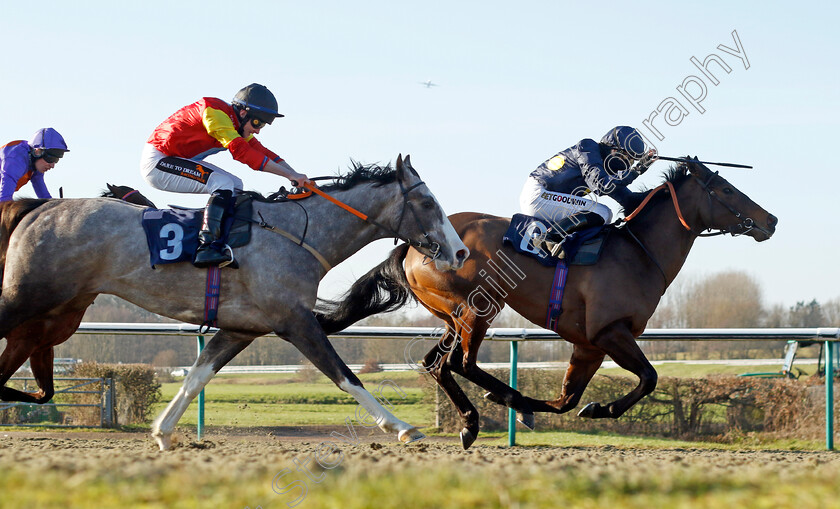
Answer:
[
  {"left": 502, "top": 213, "right": 610, "bottom": 267},
  {"left": 141, "top": 196, "right": 253, "bottom": 268}
]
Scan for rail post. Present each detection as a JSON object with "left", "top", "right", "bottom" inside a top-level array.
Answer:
[
  {"left": 827, "top": 339, "right": 835, "bottom": 450},
  {"left": 197, "top": 335, "right": 205, "bottom": 441},
  {"left": 508, "top": 340, "right": 519, "bottom": 447}
]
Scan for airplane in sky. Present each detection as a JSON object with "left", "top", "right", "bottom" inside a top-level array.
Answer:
[{"left": 419, "top": 80, "right": 439, "bottom": 88}]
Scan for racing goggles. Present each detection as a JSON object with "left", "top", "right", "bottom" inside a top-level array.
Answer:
[
  {"left": 40, "top": 149, "right": 66, "bottom": 164},
  {"left": 249, "top": 117, "right": 268, "bottom": 129}
]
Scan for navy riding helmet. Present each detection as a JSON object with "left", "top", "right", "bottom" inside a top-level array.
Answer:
[
  {"left": 232, "top": 83, "right": 284, "bottom": 124},
  {"left": 600, "top": 126, "right": 645, "bottom": 159}
]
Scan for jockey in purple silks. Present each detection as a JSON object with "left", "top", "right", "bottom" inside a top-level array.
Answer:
[
  {"left": 0, "top": 128, "right": 69, "bottom": 202},
  {"left": 519, "top": 126, "right": 657, "bottom": 256}
]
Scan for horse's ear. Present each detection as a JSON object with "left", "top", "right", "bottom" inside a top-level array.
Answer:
[
  {"left": 685, "top": 156, "right": 711, "bottom": 178},
  {"left": 396, "top": 154, "right": 407, "bottom": 180},
  {"left": 404, "top": 154, "right": 412, "bottom": 168}
]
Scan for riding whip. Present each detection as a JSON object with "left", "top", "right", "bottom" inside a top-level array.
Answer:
[{"left": 654, "top": 156, "right": 753, "bottom": 169}]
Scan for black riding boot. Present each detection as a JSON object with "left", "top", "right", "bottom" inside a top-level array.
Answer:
[
  {"left": 543, "top": 211, "right": 605, "bottom": 259},
  {"left": 193, "top": 190, "right": 235, "bottom": 268}
]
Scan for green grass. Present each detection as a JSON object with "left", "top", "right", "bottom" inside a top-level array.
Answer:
[
  {"left": 154, "top": 372, "right": 433, "bottom": 428},
  {"left": 598, "top": 362, "right": 817, "bottom": 378}
]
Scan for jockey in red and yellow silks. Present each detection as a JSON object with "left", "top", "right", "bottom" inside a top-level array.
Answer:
[
  {"left": 140, "top": 83, "right": 310, "bottom": 268},
  {"left": 146, "top": 97, "right": 282, "bottom": 173}
]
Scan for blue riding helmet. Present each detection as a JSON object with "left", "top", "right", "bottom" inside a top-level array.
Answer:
[
  {"left": 600, "top": 126, "right": 645, "bottom": 159},
  {"left": 30, "top": 127, "right": 69, "bottom": 152},
  {"left": 232, "top": 83, "right": 284, "bottom": 124}
]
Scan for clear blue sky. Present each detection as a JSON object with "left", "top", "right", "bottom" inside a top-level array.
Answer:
[{"left": 2, "top": 1, "right": 838, "bottom": 311}]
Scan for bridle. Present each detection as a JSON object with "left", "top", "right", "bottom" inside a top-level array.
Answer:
[
  {"left": 301, "top": 178, "right": 442, "bottom": 261},
  {"left": 624, "top": 167, "right": 767, "bottom": 238},
  {"left": 693, "top": 170, "right": 772, "bottom": 238}
]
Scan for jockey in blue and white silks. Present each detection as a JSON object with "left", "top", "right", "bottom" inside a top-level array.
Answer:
[{"left": 519, "top": 126, "right": 656, "bottom": 256}]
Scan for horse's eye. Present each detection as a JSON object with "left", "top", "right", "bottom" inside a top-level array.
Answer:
[
  {"left": 422, "top": 199, "right": 435, "bottom": 210},
  {"left": 722, "top": 188, "right": 734, "bottom": 195}
]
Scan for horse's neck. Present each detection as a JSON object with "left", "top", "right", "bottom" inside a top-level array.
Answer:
[
  {"left": 274, "top": 183, "right": 399, "bottom": 268},
  {"left": 630, "top": 185, "right": 702, "bottom": 290}
]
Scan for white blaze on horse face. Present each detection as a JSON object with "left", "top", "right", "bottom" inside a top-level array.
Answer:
[{"left": 337, "top": 378, "right": 425, "bottom": 443}]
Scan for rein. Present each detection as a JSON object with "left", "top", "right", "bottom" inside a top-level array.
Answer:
[{"left": 301, "top": 180, "right": 442, "bottom": 259}]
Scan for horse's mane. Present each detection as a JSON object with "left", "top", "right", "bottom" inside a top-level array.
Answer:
[
  {"left": 317, "top": 161, "right": 397, "bottom": 192},
  {"left": 242, "top": 161, "right": 399, "bottom": 203},
  {"left": 619, "top": 165, "right": 691, "bottom": 216}
]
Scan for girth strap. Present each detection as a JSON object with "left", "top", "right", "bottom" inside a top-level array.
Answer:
[{"left": 201, "top": 266, "right": 221, "bottom": 333}]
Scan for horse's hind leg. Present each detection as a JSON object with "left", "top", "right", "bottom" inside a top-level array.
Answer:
[
  {"left": 578, "top": 322, "right": 657, "bottom": 419},
  {"left": 280, "top": 310, "right": 424, "bottom": 444},
  {"left": 422, "top": 327, "right": 481, "bottom": 449},
  {"left": 24, "top": 346, "right": 55, "bottom": 403},
  {"left": 152, "top": 329, "right": 257, "bottom": 451},
  {"left": 439, "top": 313, "right": 536, "bottom": 430},
  {"left": 0, "top": 287, "right": 81, "bottom": 339},
  {"left": 0, "top": 339, "right": 38, "bottom": 402}
]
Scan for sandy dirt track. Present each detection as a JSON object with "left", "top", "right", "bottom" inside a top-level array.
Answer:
[{"left": 2, "top": 427, "right": 839, "bottom": 508}]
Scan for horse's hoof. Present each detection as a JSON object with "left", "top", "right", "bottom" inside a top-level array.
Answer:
[
  {"left": 517, "top": 411, "right": 536, "bottom": 430},
  {"left": 151, "top": 431, "right": 172, "bottom": 451},
  {"left": 577, "top": 402, "right": 600, "bottom": 419},
  {"left": 398, "top": 427, "right": 426, "bottom": 444},
  {"left": 460, "top": 427, "right": 477, "bottom": 450},
  {"left": 483, "top": 391, "right": 505, "bottom": 405}
]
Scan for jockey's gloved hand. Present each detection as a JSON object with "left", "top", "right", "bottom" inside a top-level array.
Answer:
[{"left": 634, "top": 149, "right": 658, "bottom": 175}]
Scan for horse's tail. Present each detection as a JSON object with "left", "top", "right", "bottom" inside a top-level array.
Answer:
[
  {"left": 315, "top": 243, "right": 415, "bottom": 334},
  {"left": 0, "top": 199, "right": 50, "bottom": 288}
]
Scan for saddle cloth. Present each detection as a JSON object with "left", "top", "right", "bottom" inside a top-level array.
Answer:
[
  {"left": 502, "top": 213, "right": 609, "bottom": 267},
  {"left": 141, "top": 196, "right": 253, "bottom": 267}
]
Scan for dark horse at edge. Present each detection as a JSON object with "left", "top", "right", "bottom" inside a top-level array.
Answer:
[
  {"left": 315, "top": 159, "right": 778, "bottom": 448},
  {"left": 0, "top": 184, "right": 154, "bottom": 404}
]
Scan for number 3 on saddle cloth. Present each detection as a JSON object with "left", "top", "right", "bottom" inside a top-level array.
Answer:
[
  {"left": 502, "top": 213, "right": 610, "bottom": 331},
  {"left": 140, "top": 197, "right": 253, "bottom": 329},
  {"left": 140, "top": 198, "right": 253, "bottom": 268}
]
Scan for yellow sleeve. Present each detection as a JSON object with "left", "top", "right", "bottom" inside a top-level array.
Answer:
[{"left": 202, "top": 107, "right": 243, "bottom": 148}]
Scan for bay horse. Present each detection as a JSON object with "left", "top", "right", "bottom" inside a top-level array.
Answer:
[
  {"left": 316, "top": 159, "right": 777, "bottom": 448},
  {"left": 0, "top": 184, "right": 155, "bottom": 404},
  {"left": 0, "top": 156, "right": 468, "bottom": 450}
]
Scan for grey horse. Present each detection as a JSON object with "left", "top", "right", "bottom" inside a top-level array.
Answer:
[{"left": 0, "top": 155, "right": 468, "bottom": 450}]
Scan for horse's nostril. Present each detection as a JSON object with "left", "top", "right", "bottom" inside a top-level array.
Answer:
[
  {"left": 456, "top": 249, "right": 469, "bottom": 261},
  {"left": 767, "top": 214, "right": 778, "bottom": 228}
]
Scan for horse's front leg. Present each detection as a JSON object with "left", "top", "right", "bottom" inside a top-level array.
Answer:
[
  {"left": 151, "top": 329, "right": 256, "bottom": 451},
  {"left": 577, "top": 322, "right": 657, "bottom": 419},
  {"left": 280, "top": 310, "right": 424, "bottom": 444},
  {"left": 521, "top": 343, "right": 605, "bottom": 414}
]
